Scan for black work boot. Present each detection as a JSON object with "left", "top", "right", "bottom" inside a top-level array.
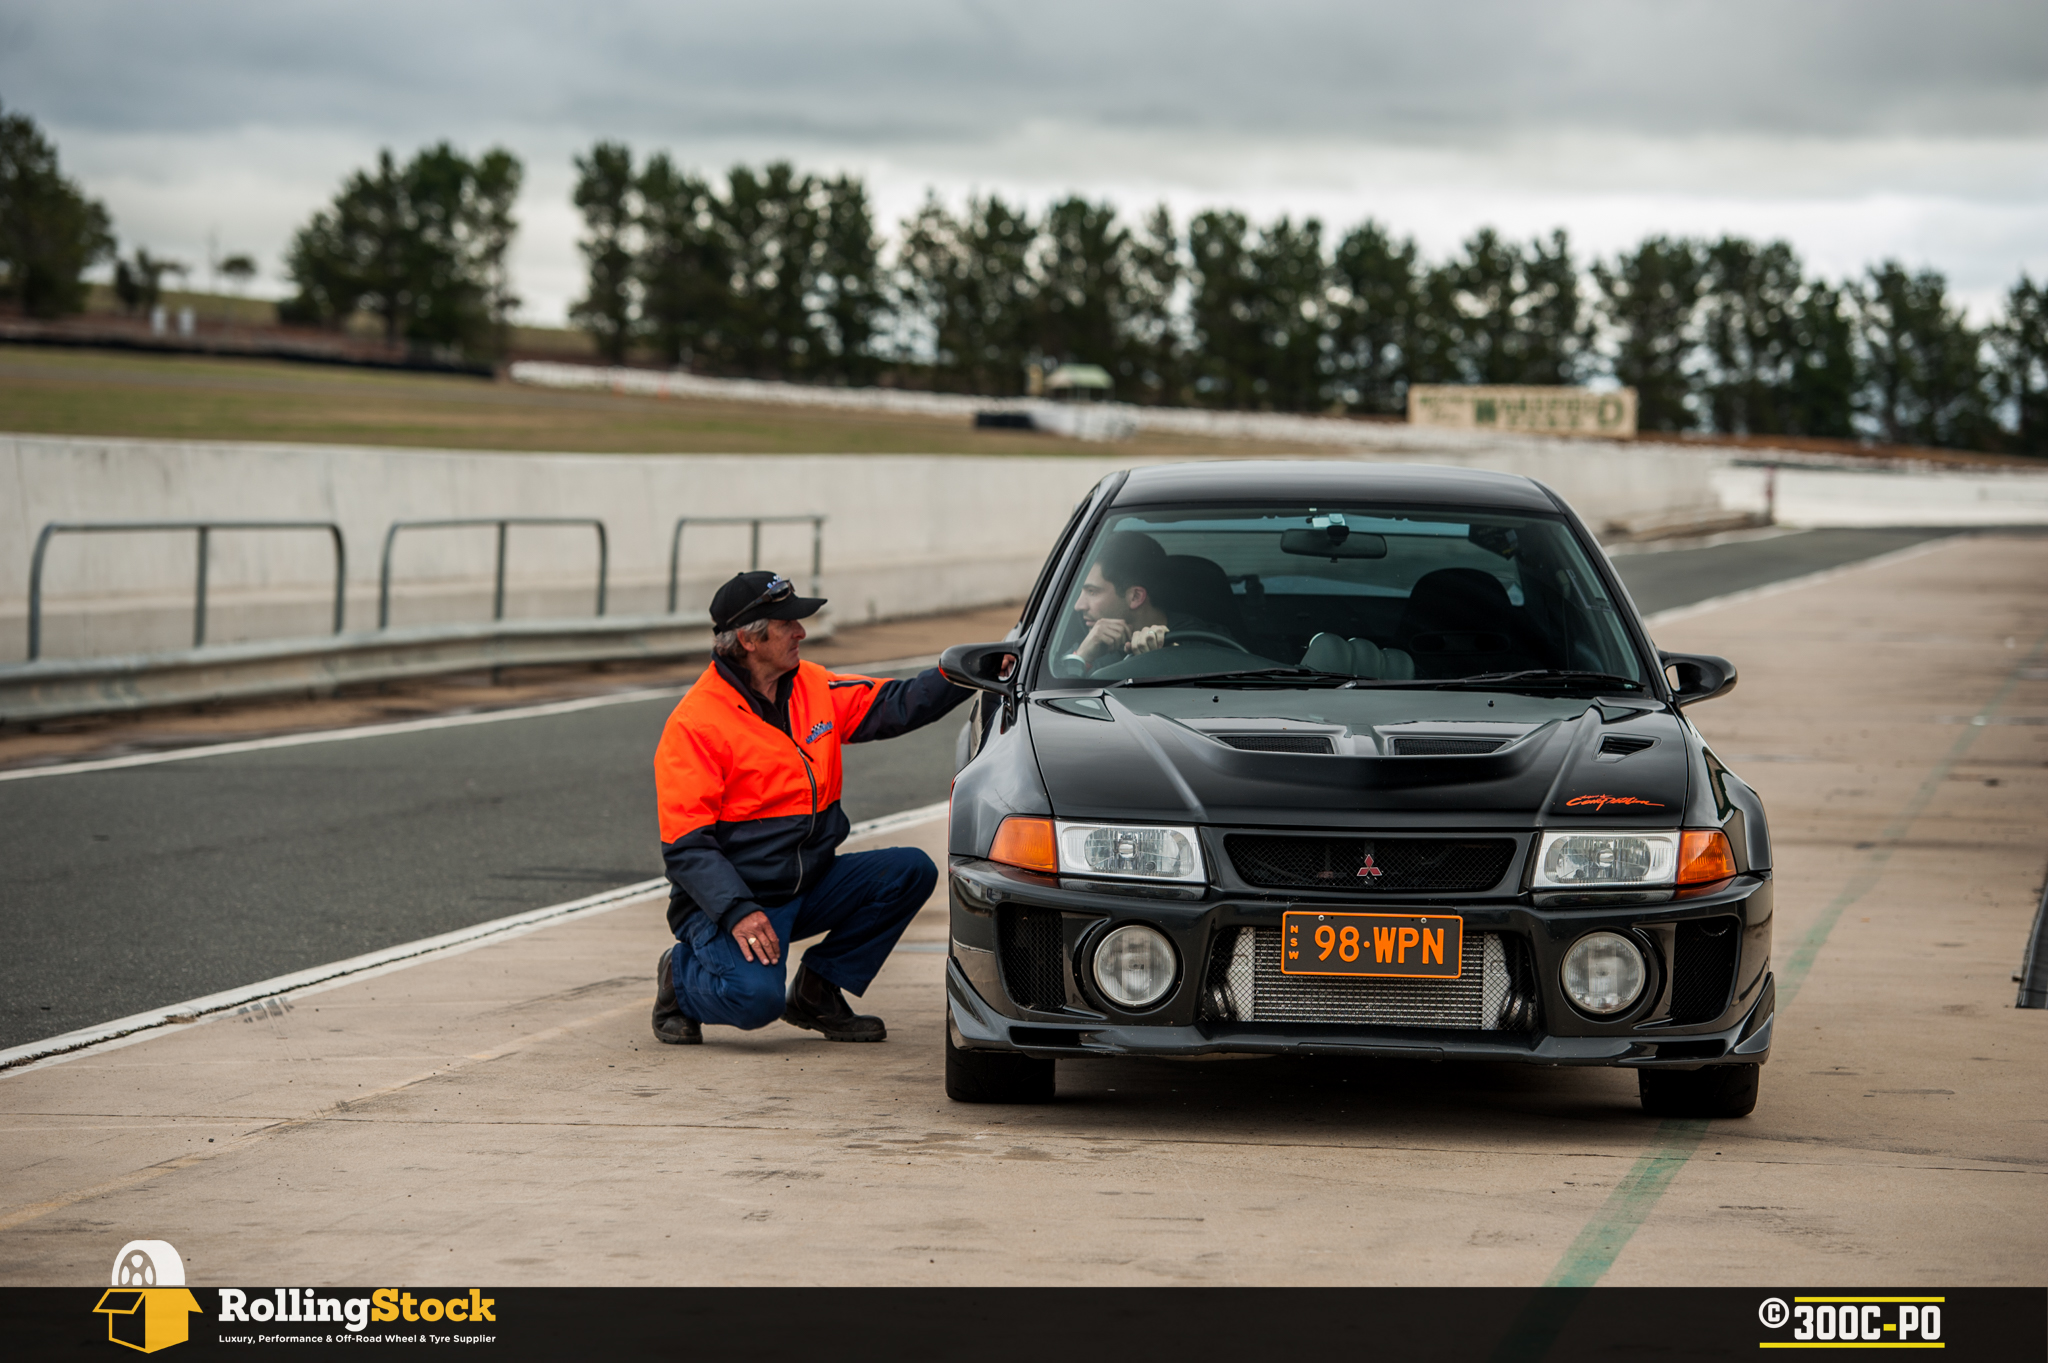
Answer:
[
  {"left": 652, "top": 948, "right": 701, "bottom": 1045},
  {"left": 782, "top": 963, "right": 886, "bottom": 1042}
]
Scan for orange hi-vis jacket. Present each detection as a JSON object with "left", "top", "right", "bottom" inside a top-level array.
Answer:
[{"left": 654, "top": 657, "right": 970, "bottom": 935}]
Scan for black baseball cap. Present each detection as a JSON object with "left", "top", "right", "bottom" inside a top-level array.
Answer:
[{"left": 710, "top": 570, "right": 827, "bottom": 633}]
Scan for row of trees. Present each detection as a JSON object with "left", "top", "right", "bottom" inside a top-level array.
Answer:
[
  {"left": 567, "top": 145, "right": 2048, "bottom": 453},
  {"left": 0, "top": 103, "right": 114, "bottom": 317},
  {"left": 3, "top": 101, "right": 2042, "bottom": 455},
  {"left": 281, "top": 144, "right": 522, "bottom": 358}
]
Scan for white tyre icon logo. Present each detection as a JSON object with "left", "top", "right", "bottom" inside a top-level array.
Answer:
[
  {"left": 110, "top": 1240, "right": 185, "bottom": 1287},
  {"left": 1759, "top": 1298, "right": 1790, "bottom": 1329}
]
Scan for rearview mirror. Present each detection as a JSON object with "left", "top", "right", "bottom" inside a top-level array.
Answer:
[
  {"left": 940, "top": 640, "right": 1021, "bottom": 696},
  {"left": 1660, "top": 651, "right": 1737, "bottom": 706},
  {"left": 1280, "top": 527, "right": 1387, "bottom": 559}
]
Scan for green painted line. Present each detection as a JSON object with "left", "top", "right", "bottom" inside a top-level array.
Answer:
[
  {"left": 1542, "top": 1117, "right": 1711, "bottom": 1288},
  {"left": 1523, "top": 612, "right": 2048, "bottom": 1311}
]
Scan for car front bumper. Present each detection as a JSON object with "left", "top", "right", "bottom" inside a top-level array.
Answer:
[{"left": 946, "top": 856, "right": 1774, "bottom": 1071}]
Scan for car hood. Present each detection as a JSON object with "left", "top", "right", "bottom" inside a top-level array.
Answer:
[{"left": 1024, "top": 687, "right": 1691, "bottom": 830}]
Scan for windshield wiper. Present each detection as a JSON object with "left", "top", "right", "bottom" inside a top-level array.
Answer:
[
  {"left": 1365, "top": 668, "right": 1645, "bottom": 692},
  {"left": 1114, "top": 666, "right": 1354, "bottom": 689}
]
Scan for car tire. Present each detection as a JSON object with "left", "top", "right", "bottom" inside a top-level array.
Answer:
[
  {"left": 945, "top": 1023, "right": 1055, "bottom": 1103},
  {"left": 1638, "top": 1063, "right": 1760, "bottom": 1118}
]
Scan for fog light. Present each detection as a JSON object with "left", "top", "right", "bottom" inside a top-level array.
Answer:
[
  {"left": 1561, "top": 931, "right": 1647, "bottom": 1015},
  {"left": 1092, "top": 923, "right": 1177, "bottom": 1009}
]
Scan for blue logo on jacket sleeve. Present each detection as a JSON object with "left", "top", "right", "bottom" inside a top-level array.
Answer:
[{"left": 807, "top": 720, "right": 834, "bottom": 743}]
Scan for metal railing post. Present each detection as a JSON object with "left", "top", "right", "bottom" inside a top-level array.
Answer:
[
  {"left": 378, "top": 524, "right": 400, "bottom": 630},
  {"left": 493, "top": 520, "right": 509, "bottom": 621},
  {"left": 27, "top": 523, "right": 57, "bottom": 661},
  {"left": 809, "top": 516, "right": 824, "bottom": 599},
  {"left": 193, "top": 525, "right": 210, "bottom": 647},
  {"left": 28, "top": 520, "right": 348, "bottom": 662},
  {"left": 377, "top": 517, "right": 608, "bottom": 630},
  {"left": 328, "top": 525, "right": 347, "bottom": 635},
  {"left": 666, "top": 515, "right": 827, "bottom": 617}
]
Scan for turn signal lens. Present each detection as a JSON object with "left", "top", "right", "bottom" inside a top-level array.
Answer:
[
  {"left": 989, "top": 816, "right": 1058, "bottom": 873},
  {"left": 1676, "top": 830, "right": 1737, "bottom": 885}
]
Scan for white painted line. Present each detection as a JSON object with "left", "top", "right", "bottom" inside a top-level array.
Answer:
[
  {"left": 840, "top": 799, "right": 951, "bottom": 843},
  {"left": 1640, "top": 535, "right": 1962, "bottom": 631},
  {"left": 0, "top": 687, "right": 684, "bottom": 783},
  {"left": 0, "top": 801, "right": 951, "bottom": 1076},
  {"left": 0, "top": 655, "right": 944, "bottom": 783}
]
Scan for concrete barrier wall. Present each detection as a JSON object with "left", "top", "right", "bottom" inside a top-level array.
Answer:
[
  {"left": 1709, "top": 463, "right": 2048, "bottom": 528},
  {"left": 1, "top": 431, "right": 1763, "bottom": 663}
]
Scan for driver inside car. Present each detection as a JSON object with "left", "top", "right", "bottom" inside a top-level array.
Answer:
[{"left": 1058, "top": 531, "right": 1235, "bottom": 676}]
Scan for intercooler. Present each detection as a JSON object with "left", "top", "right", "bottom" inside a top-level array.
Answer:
[{"left": 1202, "top": 926, "right": 1540, "bottom": 1030}]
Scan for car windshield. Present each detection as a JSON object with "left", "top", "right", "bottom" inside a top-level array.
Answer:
[{"left": 1036, "top": 503, "right": 1646, "bottom": 689}]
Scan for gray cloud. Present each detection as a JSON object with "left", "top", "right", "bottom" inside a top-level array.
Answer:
[
  {"left": 8, "top": 0, "right": 2045, "bottom": 142},
  {"left": 3, "top": 0, "right": 2042, "bottom": 321}
]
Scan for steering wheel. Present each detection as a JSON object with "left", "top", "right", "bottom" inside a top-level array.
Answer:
[{"left": 1164, "top": 629, "right": 1250, "bottom": 653}]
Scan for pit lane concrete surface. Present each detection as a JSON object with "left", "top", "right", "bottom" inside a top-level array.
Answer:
[
  {"left": 0, "top": 527, "right": 1949, "bottom": 1051},
  {"left": 2, "top": 529, "right": 2043, "bottom": 1287}
]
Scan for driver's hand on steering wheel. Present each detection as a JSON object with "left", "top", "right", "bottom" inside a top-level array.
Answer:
[
  {"left": 1128, "top": 624, "right": 1170, "bottom": 654},
  {"left": 1074, "top": 617, "right": 1131, "bottom": 666}
]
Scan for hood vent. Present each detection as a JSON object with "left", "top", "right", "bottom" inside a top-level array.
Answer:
[
  {"left": 1389, "top": 736, "right": 1506, "bottom": 756},
  {"left": 1599, "top": 734, "right": 1656, "bottom": 758},
  {"left": 1219, "top": 733, "right": 1335, "bottom": 754}
]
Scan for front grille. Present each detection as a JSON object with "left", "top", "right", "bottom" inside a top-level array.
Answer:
[
  {"left": 1670, "top": 916, "right": 1739, "bottom": 1023},
  {"left": 1219, "top": 733, "right": 1334, "bottom": 754},
  {"left": 1389, "top": 737, "right": 1506, "bottom": 756},
  {"left": 1226, "top": 835, "right": 1516, "bottom": 892},
  {"left": 997, "top": 906, "right": 1068, "bottom": 1012},
  {"left": 1203, "top": 927, "right": 1539, "bottom": 1029}
]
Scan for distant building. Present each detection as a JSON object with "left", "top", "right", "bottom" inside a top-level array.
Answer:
[
  {"left": 1409, "top": 385, "right": 1637, "bottom": 437},
  {"left": 1046, "top": 363, "right": 1114, "bottom": 404}
]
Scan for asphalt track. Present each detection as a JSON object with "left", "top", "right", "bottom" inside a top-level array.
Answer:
[{"left": 0, "top": 526, "right": 1951, "bottom": 1049}]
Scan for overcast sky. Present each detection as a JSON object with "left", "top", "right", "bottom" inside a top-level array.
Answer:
[{"left": 4, "top": 0, "right": 2044, "bottom": 324}]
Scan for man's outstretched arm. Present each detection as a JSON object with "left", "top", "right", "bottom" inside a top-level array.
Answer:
[{"left": 836, "top": 667, "right": 973, "bottom": 743}]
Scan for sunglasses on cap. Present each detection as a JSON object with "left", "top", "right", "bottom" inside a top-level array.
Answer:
[{"left": 744, "top": 575, "right": 794, "bottom": 612}]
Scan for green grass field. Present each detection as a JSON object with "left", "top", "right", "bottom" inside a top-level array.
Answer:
[{"left": 0, "top": 345, "right": 1320, "bottom": 457}]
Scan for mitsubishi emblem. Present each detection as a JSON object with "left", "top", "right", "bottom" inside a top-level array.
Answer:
[{"left": 1356, "top": 854, "right": 1383, "bottom": 880}]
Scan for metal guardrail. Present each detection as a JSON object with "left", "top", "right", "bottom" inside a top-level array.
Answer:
[
  {"left": 667, "top": 515, "right": 825, "bottom": 614},
  {"left": 28, "top": 520, "right": 346, "bottom": 661},
  {"left": 379, "top": 518, "right": 608, "bottom": 629}
]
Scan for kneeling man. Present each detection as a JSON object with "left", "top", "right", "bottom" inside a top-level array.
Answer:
[{"left": 652, "top": 571, "right": 971, "bottom": 1044}]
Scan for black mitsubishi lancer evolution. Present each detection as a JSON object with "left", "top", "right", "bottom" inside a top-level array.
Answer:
[{"left": 939, "top": 461, "right": 1773, "bottom": 1117}]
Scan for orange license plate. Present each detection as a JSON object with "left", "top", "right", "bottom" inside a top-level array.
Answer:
[{"left": 1280, "top": 910, "right": 1463, "bottom": 979}]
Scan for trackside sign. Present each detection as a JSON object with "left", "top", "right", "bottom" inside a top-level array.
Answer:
[{"left": 1409, "top": 384, "right": 1638, "bottom": 436}]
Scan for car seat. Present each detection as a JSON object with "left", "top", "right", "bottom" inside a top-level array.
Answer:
[
  {"left": 1300, "top": 632, "right": 1415, "bottom": 679},
  {"left": 1392, "top": 567, "right": 1539, "bottom": 677},
  {"left": 1157, "top": 555, "right": 1244, "bottom": 636}
]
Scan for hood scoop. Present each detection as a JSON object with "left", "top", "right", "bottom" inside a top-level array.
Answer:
[
  {"left": 1218, "top": 733, "right": 1336, "bottom": 754},
  {"left": 1598, "top": 733, "right": 1656, "bottom": 759},
  {"left": 1388, "top": 736, "right": 1506, "bottom": 756}
]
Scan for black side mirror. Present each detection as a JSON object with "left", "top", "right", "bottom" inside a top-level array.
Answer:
[
  {"left": 1660, "top": 651, "right": 1737, "bottom": 707},
  {"left": 940, "top": 640, "right": 1021, "bottom": 696}
]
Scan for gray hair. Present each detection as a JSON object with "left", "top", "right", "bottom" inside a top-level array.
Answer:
[{"left": 711, "top": 617, "right": 773, "bottom": 664}]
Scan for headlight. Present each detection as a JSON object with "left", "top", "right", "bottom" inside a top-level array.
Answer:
[
  {"left": 1533, "top": 831, "right": 1678, "bottom": 888},
  {"left": 1055, "top": 822, "right": 1205, "bottom": 883},
  {"left": 1092, "top": 923, "right": 1178, "bottom": 1009},
  {"left": 1561, "top": 931, "right": 1648, "bottom": 1015}
]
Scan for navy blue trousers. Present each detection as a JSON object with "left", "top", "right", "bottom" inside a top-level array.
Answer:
[{"left": 668, "top": 846, "right": 936, "bottom": 1030}]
